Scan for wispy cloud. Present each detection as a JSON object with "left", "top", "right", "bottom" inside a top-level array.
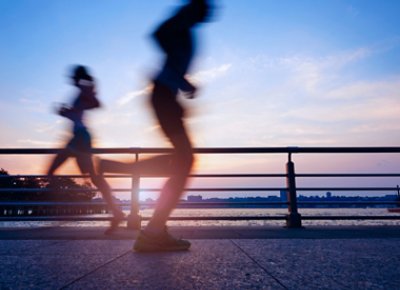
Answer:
[
  {"left": 247, "top": 47, "right": 370, "bottom": 72},
  {"left": 289, "top": 48, "right": 370, "bottom": 91},
  {"left": 115, "top": 63, "right": 232, "bottom": 107},
  {"left": 117, "top": 85, "right": 152, "bottom": 106},
  {"left": 19, "top": 97, "right": 48, "bottom": 113},
  {"left": 324, "top": 77, "right": 400, "bottom": 100},
  {"left": 192, "top": 44, "right": 400, "bottom": 147},
  {"left": 17, "top": 139, "right": 55, "bottom": 147},
  {"left": 192, "top": 63, "right": 233, "bottom": 83},
  {"left": 34, "top": 120, "right": 62, "bottom": 134}
]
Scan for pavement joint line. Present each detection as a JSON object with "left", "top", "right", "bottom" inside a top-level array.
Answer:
[
  {"left": 230, "top": 239, "right": 289, "bottom": 290},
  {"left": 59, "top": 249, "right": 132, "bottom": 289}
]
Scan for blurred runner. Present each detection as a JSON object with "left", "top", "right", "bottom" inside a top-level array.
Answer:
[
  {"left": 47, "top": 65, "right": 125, "bottom": 235},
  {"left": 100, "top": 0, "right": 213, "bottom": 251}
]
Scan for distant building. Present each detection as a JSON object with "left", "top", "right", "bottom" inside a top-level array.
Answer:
[
  {"left": 187, "top": 195, "right": 203, "bottom": 202},
  {"left": 280, "top": 190, "right": 287, "bottom": 202},
  {"left": 326, "top": 192, "right": 332, "bottom": 199}
]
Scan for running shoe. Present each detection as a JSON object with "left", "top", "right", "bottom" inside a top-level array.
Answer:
[
  {"left": 104, "top": 211, "right": 125, "bottom": 235},
  {"left": 133, "top": 229, "right": 191, "bottom": 252}
]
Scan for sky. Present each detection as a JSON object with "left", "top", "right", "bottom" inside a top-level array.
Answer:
[{"left": 1, "top": 0, "right": 400, "bottom": 199}]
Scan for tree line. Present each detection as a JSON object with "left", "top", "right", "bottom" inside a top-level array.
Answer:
[{"left": 0, "top": 168, "right": 95, "bottom": 202}]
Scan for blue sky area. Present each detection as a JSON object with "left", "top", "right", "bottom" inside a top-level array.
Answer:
[{"left": 1, "top": 0, "right": 400, "bottom": 198}]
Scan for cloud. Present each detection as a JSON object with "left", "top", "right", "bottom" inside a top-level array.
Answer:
[
  {"left": 244, "top": 47, "right": 373, "bottom": 96},
  {"left": 192, "top": 44, "right": 400, "bottom": 147},
  {"left": 275, "top": 48, "right": 372, "bottom": 94},
  {"left": 34, "top": 120, "right": 62, "bottom": 134},
  {"left": 115, "top": 63, "right": 232, "bottom": 107},
  {"left": 17, "top": 87, "right": 51, "bottom": 113},
  {"left": 17, "top": 139, "right": 55, "bottom": 147},
  {"left": 91, "top": 111, "right": 136, "bottom": 126},
  {"left": 19, "top": 97, "right": 48, "bottom": 113},
  {"left": 324, "top": 77, "right": 400, "bottom": 100},
  {"left": 248, "top": 47, "right": 370, "bottom": 70},
  {"left": 117, "top": 85, "right": 152, "bottom": 106},
  {"left": 285, "top": 75, "right": 400, "bottom": 120},
  {"left": 191, "top": 63, "right": 232, "bottom": 83}
]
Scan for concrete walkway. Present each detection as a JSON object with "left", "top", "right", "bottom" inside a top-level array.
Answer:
[{"left": 1, "top": 226, "right": 399, "bottom": 289}]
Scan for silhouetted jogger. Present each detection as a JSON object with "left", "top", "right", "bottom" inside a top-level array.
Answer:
[
  {"left": 100, "top": 0, "right": 213, "bottom": 251},
  {"left": 47, "top": 65, "right": 124, "bottom": 235}
]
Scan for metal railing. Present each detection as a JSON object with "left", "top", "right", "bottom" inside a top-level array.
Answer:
[{"left": 1, "top": 147, "right": 400, "bottom": 228}]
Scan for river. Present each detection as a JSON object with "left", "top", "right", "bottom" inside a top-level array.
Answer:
[{"left": 1, "top": 208, "right": 399, "bottom": 228}]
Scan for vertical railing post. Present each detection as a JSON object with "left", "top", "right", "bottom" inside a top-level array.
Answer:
[
  {"left": 127, "top": 153, "right": 141, "bottom": 229},
  {"left": 285, "top": 152, "right": 302, "bottom": 228}
]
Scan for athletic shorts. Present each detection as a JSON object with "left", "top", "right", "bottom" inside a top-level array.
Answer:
[{"left": 67, "top": 126, "right": 92, "bottom": 173}]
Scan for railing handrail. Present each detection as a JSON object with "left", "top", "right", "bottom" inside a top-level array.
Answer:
[
  {"left": 1, "top": 146, "right": 400, "bottom": 155},
  {"left": 1, "top": 201, "right": 398, "bottom": 206},
  {"left": 3, "top": 173, "right": 400, "bottom": 178}
]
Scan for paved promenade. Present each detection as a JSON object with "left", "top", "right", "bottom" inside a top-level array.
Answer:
[{"left": 1, "top": 226, "right": 400, "bottom": 289}]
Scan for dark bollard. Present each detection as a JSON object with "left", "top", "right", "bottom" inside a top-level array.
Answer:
[
  {"left": 286, "top": 153, "right": 302, "bottom": 228},
  {"left": 286, "top": 212, "right": 302, "bottom": 228}
]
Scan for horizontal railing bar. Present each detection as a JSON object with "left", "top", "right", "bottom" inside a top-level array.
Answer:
[
  {"left": 4, "top": 174, "right": 400, "bottom": 179},
  {"left": 0, "top": 202, "right": 114, "bottom": 206},
  {"left": 1, "top": 187, "right": 399, "bottom": 193},
  {"left": 141, "top": 187, "right": 400, "bottom": 192},
  {"left": 296, "top": 187, "right": 399, "bottom": 191},
  {"left": 0, "top": 201, "right": 286, "bottom": 206},
  {"left": 160, "top": 216, "right": 400, "bottom": 221},
  {"left": 1, "top": 215, "right": 400, "bottom": 222},
  {"left": 0, "top": 188, "right": 98, "bottom": 193},
  {"left": 0, "top": 216, "right": 112, "bottom": 222},
  {"left": 0, "top": 174, "right": 134, "bottom": 179},
  {"left": 159, "top": 216, "right": 286, "bottom": 221},
  {"left": 145, "top": 201, "right": 400, "bottom": 206},
  {"left": 0, "top": 173, "right": 287, "bottom": 179},
  {"left": 2, "top": 146, "right": 400, "bottom": 155},
  {"left": 301, "top": 216, "right": 400, "bottom": 220},
  {"left": 296, "top": 173, "right": 400, "bottom": 177},
  {"left": 0, "top": 216, "right": 287, "bottom": 222},
  {"left": 3, "top": 173, "right": 400, "bottom": 179},
  {"left": 0, "top": 187, "right": 286, "bottom": 193},
  {"left": 298, "top": 201, "right": 399, "bottom": 205},
  {"left": 141, "top": 188, "right": 283, "bottom": 192},
  {"left": 1, "top": 201, "right": 399, "bottom": 207}
]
